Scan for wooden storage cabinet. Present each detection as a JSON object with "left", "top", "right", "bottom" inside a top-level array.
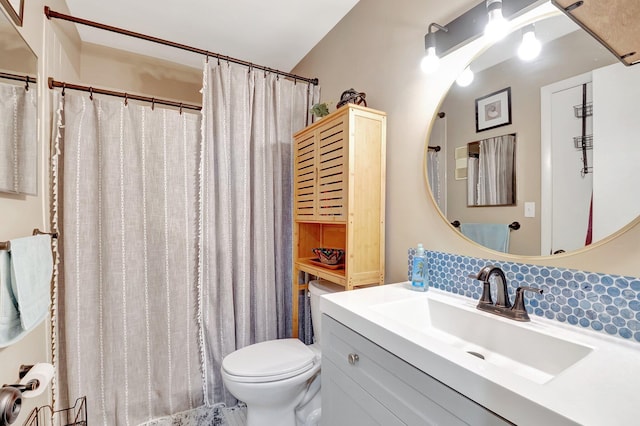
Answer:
[
  {"left": 292, "top": 105, "right": 386, "bottom": 337},
  {"left": 322, "top": 315, "right": 513, "bottom": 426}
]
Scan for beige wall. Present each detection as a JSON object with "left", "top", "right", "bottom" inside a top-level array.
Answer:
[
  {"left": 80, "top": 43, "right": 201, "bottom": 104},
  {"left": 293, "top": 0, "right": 640, "bottom": 282}
]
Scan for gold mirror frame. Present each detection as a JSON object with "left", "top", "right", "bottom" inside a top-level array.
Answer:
[{"left": 423, "top": 2, "right": 640, "bottom": 261}]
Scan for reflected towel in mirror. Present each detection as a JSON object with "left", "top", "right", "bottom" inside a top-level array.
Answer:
[
  {"left": 10, "top": 235, "right": 53, "bottom": 333},
  {"left": 460, "top": 223, "right": 510, "bottom": 253}
]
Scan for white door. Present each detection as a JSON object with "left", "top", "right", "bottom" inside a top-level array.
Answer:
[{"left": 541, "top": 74, "right": 593, "bottom": 255}]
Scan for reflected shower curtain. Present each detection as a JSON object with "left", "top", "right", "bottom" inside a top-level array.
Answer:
[
  {"left": 0, "top": 81, "right": 36, "bottom": 194},
  {"left": 427, "top": 151, "right": 442, "bottom": 211},
  {"left": 200, "top": 63, "right": 319, "bottom": 405},
  {"left": 477, "top": 134, "right": 515, "bottom": 205},
  {"left": 52, "top": 93, "right": 202, "bottom": 425}
]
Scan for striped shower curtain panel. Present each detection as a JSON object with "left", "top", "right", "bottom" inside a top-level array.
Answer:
[
  {"left": 52, "top": 93, "right": 202, "bottom": 425},
  {"left": 200, "top": 63, "right": 319, "bottom": 405}
]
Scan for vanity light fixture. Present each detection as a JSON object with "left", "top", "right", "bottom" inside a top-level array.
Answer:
[
  {"left": 456, "top": 66, "right": 475, "bottom": 87},
  {"left": 485, "top": 0, "right": 510, "bottom": 41},
  {"left": 421, "top": 23, "right": 448, "bottom": 74},
  {"left": 517, "top": 24, "right": 542, "bottom": 60}
]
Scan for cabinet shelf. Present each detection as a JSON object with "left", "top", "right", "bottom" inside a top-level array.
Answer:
[{"left": 296, "top": 257, "right": 346, "bottom": 286}]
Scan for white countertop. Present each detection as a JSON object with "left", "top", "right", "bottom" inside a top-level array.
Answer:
[{"left": 320, "top": 282, "right": 640, "bottom": 426}]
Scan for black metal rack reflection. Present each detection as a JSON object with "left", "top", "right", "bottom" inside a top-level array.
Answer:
[{"left": 574, "top": 83, "right": 593, "bottom": 175}]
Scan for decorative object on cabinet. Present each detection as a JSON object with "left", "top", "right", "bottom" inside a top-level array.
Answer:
[
  {"left": 311, "top": 248, "right": 345, "bottom": 265},
  {"left": 336, "top": 88, "right": 367, "bottom": 109},
  {"left": 292, "top": 104, "right": 386, "bottom": 337},
  {"left": 310, "top": 102, "right": 330, "bottom": 118}
]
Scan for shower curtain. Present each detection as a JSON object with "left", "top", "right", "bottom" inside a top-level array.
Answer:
[
  {"left": 53, "top": 64, "right": 318, "bottom": 422},
  {"left": 476, "top": 134, "right": 515, "bottom": 205},
  {"left": 200, "top": 62, "right": 318, "bottom": 405},
  {"left": 427, "top": 150, "right": 442, "bottom": 211},
  {"left": 0, "top": 81, "right": 37, "bottom": 194},
  {"left": 52, "top": 92, "right": 203, "bottom": 425}
]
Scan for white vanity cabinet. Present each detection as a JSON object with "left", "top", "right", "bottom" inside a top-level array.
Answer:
[{"left": 321, "top": 314, "right": 512, "bottom": 426}]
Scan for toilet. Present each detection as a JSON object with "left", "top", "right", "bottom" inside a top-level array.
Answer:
[{"left": 221, "top": 279, "right": 342, "bottom": 426}]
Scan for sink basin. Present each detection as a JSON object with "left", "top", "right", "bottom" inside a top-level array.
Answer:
[{"left": 370, "top": 292, "right": 593, "bottom": 384}]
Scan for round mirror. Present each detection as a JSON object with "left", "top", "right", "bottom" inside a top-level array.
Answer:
[
  {"left": 426, "top": 11, "right": 640, "bottom": 257},
  {"left": 0, "top": 6, "right": 38, "bottom": 195}
]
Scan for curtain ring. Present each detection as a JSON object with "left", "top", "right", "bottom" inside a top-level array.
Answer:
[
  {"left": 124, "top": 93, "right": 128, "bottom": 106},
  {"left": 89, "top": 87, "right": 93, "bottom": 101},
  {"left": 62, "top": 83, "right": 66, "bottom": 97},
  {"left": 264, "top": 68, "right": 267, "bottom": 78},
  {"left": 226, "top": 56, "right": 230, "bottom": 65},
  {"left": 24, "top": 76, "right": 29, "bottom": 92},
  {"left": 217, "top": 54, "right": 220, "bottom": 66},
  {"left": 294, "top": 77, "right": 297, "bottom": 85},
  {"left": 205, "top": 51, "right": 209, "bottom": 63},
  {"left": 248, "top": 63, "right": 252, "bottom": 74},
  {"left": 179, "top": 103, "right": 183, "bottom": 115},
  {"left": 151, "top": 98, "right": 155, "bottom": 111}
]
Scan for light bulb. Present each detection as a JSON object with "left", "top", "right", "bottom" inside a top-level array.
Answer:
[
  {"left": 518, "top": 27, "right": 542, "bottom": 61},
  {"left": 456, "top": 66, "right": 474, "bottom": 87},
  {"left": 485, "top": 0, "right": 509, "bottom": 41},
  {"left": 421, "top": 46, "right": 440, "bottom": 74}
]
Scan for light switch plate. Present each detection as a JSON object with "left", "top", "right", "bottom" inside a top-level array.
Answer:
[{"left": 524, "top": 202, "right": 535, "bottom": 218}]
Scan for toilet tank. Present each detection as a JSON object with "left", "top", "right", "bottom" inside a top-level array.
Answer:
[{"left": 308, "top": 280, "right": 343, "bottom": 345}]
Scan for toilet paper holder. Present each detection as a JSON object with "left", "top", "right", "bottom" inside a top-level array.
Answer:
[{"left": 0, "top": 365, "right": 40, "bottom": 426}]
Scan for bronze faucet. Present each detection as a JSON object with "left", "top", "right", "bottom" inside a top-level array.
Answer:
[{"left": 469, "top": 265, "right": 543, "bottom": 322}]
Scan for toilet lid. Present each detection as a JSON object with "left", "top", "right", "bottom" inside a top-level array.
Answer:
[{"left": 222, "top": 338, "right": 316, "bottom": 383}]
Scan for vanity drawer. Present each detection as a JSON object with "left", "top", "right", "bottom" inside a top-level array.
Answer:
[{"left": 322, "top": 314, "right": 512, "bottom": 426}]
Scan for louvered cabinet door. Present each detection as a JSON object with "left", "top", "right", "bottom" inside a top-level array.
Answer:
[
  {"left": 317, "top": 117, "right": 347, "bottom": 221},
  {"left": 294, "top": 131, "right": 318, "bottom": 220}
]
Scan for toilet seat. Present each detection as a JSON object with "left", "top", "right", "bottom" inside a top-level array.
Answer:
[{"left": 222, "top": 338, "right": 317, "bottom": 383}]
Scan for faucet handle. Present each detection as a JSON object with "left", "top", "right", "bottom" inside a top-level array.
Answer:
[
  {"left": 469, "top": 265, "right": 500, "bottom": 305},
  {"left": 511, "top": 286, "right": 543, "bottom": 321}
]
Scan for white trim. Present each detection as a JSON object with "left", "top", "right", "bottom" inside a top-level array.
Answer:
[
  {"left": 119, "top": 102, "right": 131, "bottom": 426},
  {"left": 162, "top": 109, "right": 174, "bottom": 414}
]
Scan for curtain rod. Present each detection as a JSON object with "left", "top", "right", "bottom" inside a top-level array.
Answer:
[
  {"left": 0, "top": 71, "right": 37, "bottom": 84},
  {"left": 44, "top": 6, "right": 319, "bottom": 86},
  {"left": 48, "top": 78, "right": 202, "bottom": 111}
]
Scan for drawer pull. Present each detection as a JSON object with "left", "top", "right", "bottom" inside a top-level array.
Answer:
[{"left": 348, "top": 353, "right": 359, "bottom": 365}]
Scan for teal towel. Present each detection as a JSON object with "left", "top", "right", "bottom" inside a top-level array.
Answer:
[
  {"left": 10, "top": 235, "right": 53, "bottom": 332},
  {"left": 0, "top": 251, "right": 23, "bottom": 347},
  {"left": 460, "top": 223, "right": 510, "bottom": 253}
]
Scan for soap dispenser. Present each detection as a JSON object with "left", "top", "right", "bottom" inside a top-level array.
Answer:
[{"left": 411, "top": 243, "right": 428, "bottom": 292}]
